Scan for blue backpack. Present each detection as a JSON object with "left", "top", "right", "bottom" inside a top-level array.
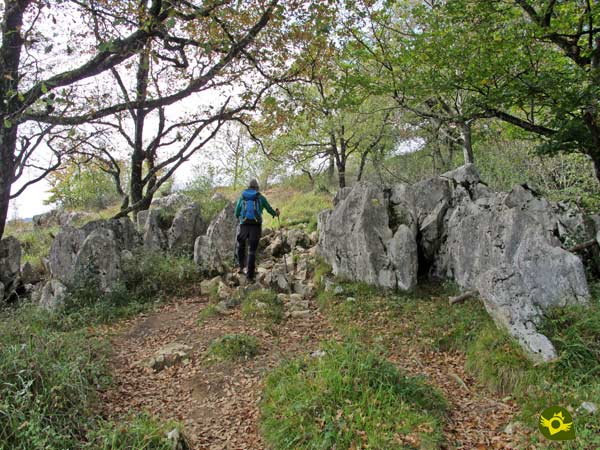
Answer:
[{"left": 241, "top": 189, "right": 261, "bottom": 224}]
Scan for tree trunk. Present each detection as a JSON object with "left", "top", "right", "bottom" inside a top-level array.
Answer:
[
  {"left": 459, "top": 121, "right": 474, "bottom": 164},
  {"left": 0, "top": 127, "right": 17, "bottom": 239},
  {"left": 337, "top": 156, "right": 346, "bottom": 188},
  {"left": 584, "top": 36, "right": 600, "bottom": 184},
  {"left": 327, "top": 153, "right": 335, "bottom": 181},
  {"left": 333, "top": 132, "right": 346, "bottom": 189},
  {"left": 0, "top": 1, "right": 30, "bottom": 239},
  {"left": 357, "top": 150, "right": 368, "bottom": 182},
  {"left": 128, "top": 42, "right": 151, "bottom": 214}
]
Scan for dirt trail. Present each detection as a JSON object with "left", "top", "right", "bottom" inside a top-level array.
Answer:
[
  {"left": 100, "top": 292, "right": 522, "bottom": 449},
  {"left": 100, "top": 295, "right": 336, "bottom": 449}
]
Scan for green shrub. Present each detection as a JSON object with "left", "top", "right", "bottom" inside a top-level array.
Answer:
[
  {"left": 181, "top": 170, "right": 229, "bottom": 222},
  {"left": 87, "top": 414, "right": 185, "bottom": 450},
  {"left": 261, "top": 340, "right": 447, "bottom": 450},
  {"left": 46, "top": 161, "right": 122, "bottom": 211},
  {"left": 121, "top": 250, "right": 200, "bottom": 299},
  {"left": 242, "top": 289, "right": 284, "bottom": 324},
  {"left": 4, "top": 223, "right": 57, "bottom": 268},
  {"left": 208, "top": 334, "right": 260, "bottom": 361}
]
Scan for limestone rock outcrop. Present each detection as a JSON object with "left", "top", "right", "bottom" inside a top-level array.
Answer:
[
  {"left": 0, "top": 237, "right": 22, "bottom": 301},
  {"left": 33, "top": 209, "right": 92, "bottom": 228},
  {"left": 40, "top": 279, "right": 68, "bottom": 310},
  {"left": 49, "top": 218, "right": 138, "bottom": 289},
  {"left": 317, "top": 164, "right": 590, "bottom": 361},
  {"left": 143, "top": 209, "right": 171, "bottom": 251},
  {"left": 194, "top": 202, "right": 238, "bottom": 273},
  {"left": 317, "top": 182, "right": 418, "bottom": 291},
  {"left": 168, "top": 204, "right": 207, "bottom": 256}
]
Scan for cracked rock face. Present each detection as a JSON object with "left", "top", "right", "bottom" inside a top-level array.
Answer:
[
  {"left": 168, "top": 204, "right": 207, "bottom": 256},
  {"left": 49, "top": 218, "right": 139, "bottom": 288},
  {"left": 317, "top": 182, "right": 418, "bottom": 291},
  {"left": 317, "top": 164, "right": 590, "bottom": 362},
  {"left": 0, "top": 237, "right": 22, "bottom": 301},
  {"left": 194, "top": 202, "right": 238, "bottom": 274}
]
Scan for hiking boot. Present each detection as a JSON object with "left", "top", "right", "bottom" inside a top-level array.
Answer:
[{"left": 237, "top": 267, "right": 245, "bottom": 275}]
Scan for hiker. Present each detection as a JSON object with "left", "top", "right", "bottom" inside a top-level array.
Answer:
[{"left": 235, "top": 179, "right": 279, "bottom": 281}]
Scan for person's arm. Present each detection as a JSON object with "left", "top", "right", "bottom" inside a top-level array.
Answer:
[
  {"left": 234, "top": 196, "right": 243, "bottom": 218},
  {"left": 260, "top": 195, "right": 278, "bottom": 217}
]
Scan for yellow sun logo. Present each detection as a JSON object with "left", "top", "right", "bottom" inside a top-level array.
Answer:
[{"left": 538, "top": 406, "right": 576, "bottom": 441}]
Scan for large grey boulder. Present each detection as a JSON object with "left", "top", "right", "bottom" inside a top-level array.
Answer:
[
  {"left": 194, "top": 202, "right": 238, "bottom": 273},
  {"left": 49, "top": 218, "right": 139, "bottom": 286},
  {"left": 168, "top": 204, "right": 207, "bottom": 256},
  {"left": 33, "top": 209, "right": 92, "bottom": 228},
  {"left": 21, "top": 262, "right": 44, "bottom": 285},
  {"left": 317, "top": 182, "right": 418, "bottom": 291},
  {"left": 81, "top": 217, "right": 140, "bottom": 250},
  {"left": 435, "top": 184, "right": 589, "bottom": 361},
  {"left": 73, "top": 228, "right": 122, "bottom": 291},
  {"left": 151, "top": 193, "right": 191, "bottom": 210},
  {"left": 143, "top": 208, "right": 172, "bottom": 251},
  {"left": 317, "top": 165, "right": 591, "bottom": 362},
  {"left": 48, "top": 227, "right": 86, "bottom": 285},
  {"left": 0, "top": 237, "right": 21, "bottom": 288},
  {"left": 287, "top": 229, "right": 311, "bottom": 249},
  {"left": 40, "top": 279, "right": 68, "bottom": 310}
]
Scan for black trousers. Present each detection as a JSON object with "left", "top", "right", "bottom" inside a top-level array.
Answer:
[{"left": 237, "top": 223, "right": 261, "bottom": 279}]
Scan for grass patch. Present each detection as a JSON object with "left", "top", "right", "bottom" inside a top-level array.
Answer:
[
  {"left": 540, "top": 304, "right": 600, "bottom": 377},
  {"left": 318, "top": 280, "right": 489, "bottom": 353},
  {"left": 262, "top": 190, "right": 331, "bottom": 232},
  {"left": 208, "top": 334, "right": 260, "bottom": 361},
  {"left": 465, "top": 325, "right": 536, "bottom": 396},
  {"left": 316, "top": 279, "right": 600, "bottom": 447},
  {"left": 87, "top": 413, "right": 186, "bottom": 450},
  {"left": 0, "top": 313, "right": 110, "bottom": 450},
  {"left": 197, "top": 304, "right": 221, "bottom": 324},
  {"left": 120, "top": 249, "right": 200, "bottom": 300},
  {"left": 241, "top": 289, "right": 284, "bottom": 324},
  {"left": 464, "top": 285, "right": 600, "bottom": 448},
  {"left": 261, "top": 340, "right": 447, "bottom": 449},
  {"left": 0, "top": 250, "right": 200, "bottom": 450}
]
